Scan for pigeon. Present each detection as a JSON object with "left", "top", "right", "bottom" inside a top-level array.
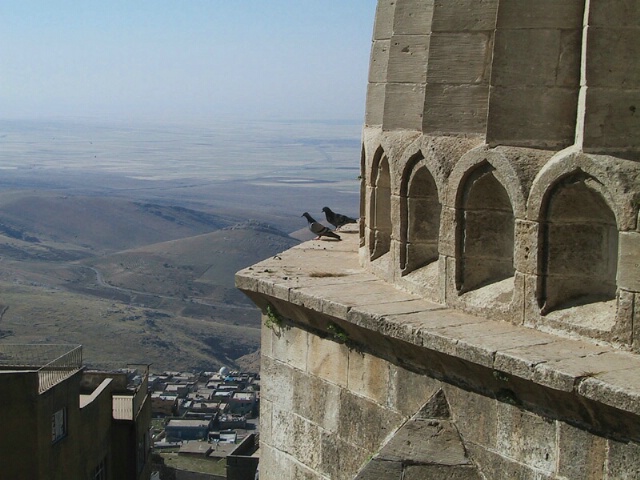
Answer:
[
  {"left": 302, "top": 212, "right": 341, "bottom": 240},
  {"left": 322, "top": 207, "right": 358, "bottom": 230}
]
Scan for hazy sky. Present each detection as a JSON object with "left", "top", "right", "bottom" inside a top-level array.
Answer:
[{"left": 1, "top": 1, "right": 377, "bottom": 124}]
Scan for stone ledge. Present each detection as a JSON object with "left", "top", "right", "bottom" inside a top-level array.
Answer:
[{"left": 235, "top": 225, "right": 640, "bottom": 418}]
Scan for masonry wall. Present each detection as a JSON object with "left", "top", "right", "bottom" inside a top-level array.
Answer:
[{"left": 257, "top": 309, "right": 640, "bottom": 480}]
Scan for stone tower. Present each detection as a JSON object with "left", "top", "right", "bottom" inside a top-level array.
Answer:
[{"left": 237, "top": 1, "right": 640, "bottom": 478}]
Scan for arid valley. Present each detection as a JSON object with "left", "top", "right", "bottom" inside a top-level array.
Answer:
[{"left": 0, "top": 118, "right": 360, "bottom": 371}]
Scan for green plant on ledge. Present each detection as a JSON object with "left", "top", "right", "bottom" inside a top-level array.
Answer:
[
  {"left": 327, "top": 322, "right": 349, "bottom": 343},
  {"left": 264, "top": 303, "right": 284, "bottom": 331}
]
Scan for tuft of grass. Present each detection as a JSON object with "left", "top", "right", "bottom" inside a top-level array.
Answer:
[
  {"left": 264, "top": 304, "right": 284, "bottom": 331},
  {"left": 327, "top": 322, "right": 349, "bottom": 343}
]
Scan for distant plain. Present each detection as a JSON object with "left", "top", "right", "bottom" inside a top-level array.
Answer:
[{"left": 0, "top": 118, "right": 361, "bottom": 371}]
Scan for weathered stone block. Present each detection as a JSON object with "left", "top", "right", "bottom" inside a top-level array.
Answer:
[
  {"left": 355, "top": 458, "right": 403, "bottom": 480},
  {"left": 348, "top": 350, "right": 390, "bottom": 405},
  {"left": 257, "top": 443, "right": 293, "bottom": 479},
  {"left": 383, "top": 83, "right": 425, "bottom": 131},
  {"left": 557, "top": 422, "right": 606, "bottom": 479},
  {"left": 492, "top": 29, "right": 581, "bottom": 87},
  {"left": 261, "top": 356, "right": 294, "bottom": 410},
  {"left": 586, "top": 27, "right": 640, "bottom": 89},
  {"left": 290, "top": 414, "right": 322, "bottom": 471},
  {"left": 514, "top": 220, "right": 538, "bottom": 275},
  {"left": 438, "top": 207, "right": 457, "bottom": 255},
  {"left": 369, "top": 39, "right": 390, "bottom": 83},
  {"left": 618, "top": 232, "right": 640, "bottom": 291},
  {"left": 387, "top": 35, "right": 429, "bottom": 84},
  {"left": 582, "top": 87, "right": 640, "bottom": 152},
  {"left": 589, "top": 0, "right": 640, "bottom": 27},
  {"left": 635, "top": 294, "right": 640, "bottom": 352},
  {"left": 259, "top": 397, "right": 273, "bottom": 444},
  {"left": 405, "top": 464, "right": 482, "bottom": 480},
  {"left": 546, "top": 223, "right": 616, "bottom": 275},
  {"left": 496, "top": 404, "right": 557, "bottom": 475},
  {"left": 373, "top": 0, "right": 397, "bottom": 40},
  {"left": 432, "top": 0, "right": 498, "bottom": 32},
  {"left": 271, "top": 325, "right": 308, "bottom": 371},
  {"left": 487, "top": 86, "right": 578, "bottom": 148},
  {"left": 463, "top": 209, "right": 514, "bottom": 257},
  {"left": 466, "top": 444, "right": 538, "bottom": 480},
  {"left": 423, "top": 84, "right": 489, "bottom": 134},
  {"left": 291, "top": 368, "right": 341, "bottom": 433},
  {"left": 606, "top": 437, "right": 640, "bottom": 479},
  {"left": 388, "top": 364, "right": 441, "bottom": 416},
  {"left": 307, "top": 333, "right": 349, "bottom": 387},
  {"left": 338, "top": 388, "right": 405, "bottom": 452},
  {"left": 365, "top": 83, "right": 386, "bottom": 126},
  {"left": 445, "top": 386, "right": 497, "bottom": 450},
  {"left": 261, "top": 320, "right": 274, "bottom": 358},
  {"left": 320, "top": 433, "right": 371, "bottom": 480},
  {"left": 393, "top": 0, "right": 434, "bottom": 35},
  {"left": 496, "top": 0, "right": 584, "bottom": 29},
  {"left": 378, "top": 418, "right": 469, "bottom": 465},
  {"left": 427, "top": 32, "right": 493, "bottom": 85}
]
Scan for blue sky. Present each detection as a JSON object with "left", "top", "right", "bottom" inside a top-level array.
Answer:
[{"left": 1, "top": 1, "right": 377, "bottom": 124}]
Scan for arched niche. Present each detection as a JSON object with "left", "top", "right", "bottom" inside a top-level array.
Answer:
[
  {"left": 457, "top": 162, "right": 515, "bottom": 293},
  {"left": 400, "top": 152, "right": 441, "bottom": 274},
  {"left": 369, "top": 147, "right": 392, "bottom": 260},
  {"left": 539, "top": 171, "right": 618, "bottom": 313}
]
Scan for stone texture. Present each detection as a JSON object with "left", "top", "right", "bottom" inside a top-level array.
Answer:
[
  {"left": 618, "top": 231, "right": 640, "bottom": 291},
  {"left": 487, "top": 86, "right": 579, "bottom": 148},
  {"left": 492, "top": 29, "right": 581, "bottom": 87},
  {"left": 583, "top": 87, "right": 640, "bottom": 153},
  {"left": 368, "top": 39, "right": 390, "bottom": 84},
  {"left": 426, "top": 33, "right": 493, "bottom": 85},
  {"left": 383, "top": 83, "right": 425, "bottom": 131},
  {"left": 496, "top": 404, "right": 557, "bottom": 475},
  {"left": 606, "top": 438, "right": 640, "bottom": 479},
  {"left": 393, "top": 0, "right": 434, "bottom": 35},
  {"left": 557, "top": 422, "right": 606, "bottom": 479},
  {"left": 496, "top": 0, "right": 584, "bottom": 29},
  {"left": 306, "top": 333, "right": 349, "bottom": 387},
  {"left": 347, "top": 350, "right": 389, "bottom": 405},
  {"left": 386, "top": 35, "right": 429, "bottom": 84},
  {"left": 423, "top": 83, "right": 489, "bottom": 134},
  {"left": 431, "top": 0, "right": 498, "bottom": 32}
]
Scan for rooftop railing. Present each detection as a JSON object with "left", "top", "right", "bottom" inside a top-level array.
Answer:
[{"left": 0, "top": 344, "right": 83, "bottom": 393}]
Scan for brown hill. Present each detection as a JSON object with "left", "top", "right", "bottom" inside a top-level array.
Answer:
[{"left": 0, "top": 191, "right": 234, "bottom": 254}]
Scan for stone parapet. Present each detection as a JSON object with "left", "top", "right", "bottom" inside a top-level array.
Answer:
[
  {"left": 237, "top": 226, "right": 640, "bottom": 478},
  {"left": 237, "top": 226, "right": 640, "bottom": 419}
]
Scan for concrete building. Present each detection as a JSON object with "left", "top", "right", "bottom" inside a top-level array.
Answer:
[
  {"left": 237, "top": 1, "right": 640, "bottom": 478},
  {"left": 165, "top": 418, "right": 212, "bottom": 441},
  {"left": 0, "top": 344, "right": 152, "bottom": 480}
]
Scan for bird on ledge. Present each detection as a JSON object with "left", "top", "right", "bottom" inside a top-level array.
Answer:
[
  {"left": 302, "top": 212, "right": 341, "bottom": 240},
  {"left": 322, "top": 206, "right": 357, "bottom": 230}
]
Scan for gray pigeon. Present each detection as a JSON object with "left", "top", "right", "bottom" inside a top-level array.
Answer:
[
  {"left": 302, "top": 212, "right": 341, "bottom": 240},
  {"left": 322, "top": 207, "right": 357, "bottom": 230}
]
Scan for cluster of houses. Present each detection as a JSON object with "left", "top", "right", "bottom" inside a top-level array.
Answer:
[{"left": 151, "top": 367, "right": 259, "bottom": 446}]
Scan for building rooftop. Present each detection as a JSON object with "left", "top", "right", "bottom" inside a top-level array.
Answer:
[{"left": 0, "top": 344, "right": 83, "bottom": 393}]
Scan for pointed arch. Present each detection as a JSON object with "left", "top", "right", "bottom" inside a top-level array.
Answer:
[
  {"left": 456, "top": 162, "right": 515, "bottom": 293},
  {"left": 400, "top": 151, "right": 441, "bottom": 274},
  {"left": 369, "top": 147, "right": 392, "bottom": 260},
  {"left": 538, "top": 170, "right": 618, "bottom": 313}
]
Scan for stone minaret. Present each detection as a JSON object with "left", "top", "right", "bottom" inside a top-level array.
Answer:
[{"left": 237, "top": 2, "right": 640, "bottom": 478}]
